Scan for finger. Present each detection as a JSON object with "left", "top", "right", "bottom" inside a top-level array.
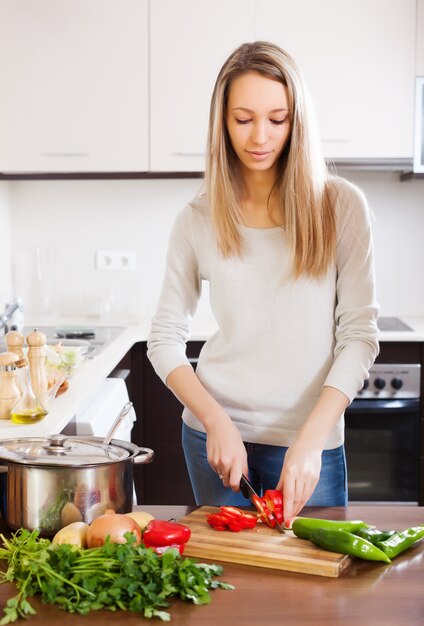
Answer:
[
  {"left": 282, "top": 481, "right": 295, "bottom": 525},
  {"left": 292, "top": 479, "right": 318, "bottom": 519},
  {"left": 229, "top": 459, "right": 245, "bottom": 492}
]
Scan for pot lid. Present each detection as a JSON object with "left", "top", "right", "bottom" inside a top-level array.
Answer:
[{"left": 0, "top": 434, "right": 131, "bottom": 466}]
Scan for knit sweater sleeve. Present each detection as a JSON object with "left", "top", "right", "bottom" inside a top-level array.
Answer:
[
  {"left": 147, "top": 205, "right": 201, "bottom": 384},
  {"left": 323, "top": 179, "right": 379, "bottom": 401}
]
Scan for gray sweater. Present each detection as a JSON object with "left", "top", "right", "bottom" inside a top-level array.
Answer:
[{"left": 147, "top": 176, "right": 379, "bottom": 449}]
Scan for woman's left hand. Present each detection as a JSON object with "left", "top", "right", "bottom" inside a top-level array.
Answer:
[{"left": 276, "top": 442, "right": 322, "bottom": 526}]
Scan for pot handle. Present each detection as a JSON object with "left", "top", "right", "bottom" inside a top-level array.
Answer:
[{"left": 133, "top": 447, "right": 154, "bottom": 465}]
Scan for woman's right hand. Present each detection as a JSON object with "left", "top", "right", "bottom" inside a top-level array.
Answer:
[
  {"left": 165, "top": 365, "right": 248, "bottom": 490},
  {"left": 205, "top": 411, "right": 248, "bottom": 491}
]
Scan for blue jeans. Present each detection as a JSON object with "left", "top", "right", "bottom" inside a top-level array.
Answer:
[{"left": 182, "top": 422, "right": 348, "bottom": 507}]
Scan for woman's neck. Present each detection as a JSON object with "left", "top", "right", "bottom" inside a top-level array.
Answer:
[{"left": 238, "top": 167, "right": 282, "bottom": 228}]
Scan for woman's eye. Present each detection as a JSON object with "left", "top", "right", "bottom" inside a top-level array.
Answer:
[
  {"left": 235, "top": 118, "right": 251, "bottom": 125},
  {"left": 270, "top": 119, "right": 286, "bottom": 125}
]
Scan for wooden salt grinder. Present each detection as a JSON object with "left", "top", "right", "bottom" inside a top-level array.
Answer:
[
  {"left": 4, "top": 330, "right": 25, "bottom": 359},
  {"left": 26, "top": 329, "right": 48, "bottom": 400},
  {"left": 0, "top": 352, "right": 20, "bottom": 419}
]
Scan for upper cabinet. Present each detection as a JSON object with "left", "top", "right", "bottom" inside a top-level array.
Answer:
[
  {"left": 417, "top": 0, "right": 424, "bottom": 76},
  {"left": 0, "top": 0, "right": 419, "bottom": 173},
  {"left": 255, "top": 0, "right": 416, "bottom": 160},
  {"left": 149, "top": 0, "right": 255, "bottom": 172},
  {"left": 0, "top": 0, "right": 148, "bottom": 173}
]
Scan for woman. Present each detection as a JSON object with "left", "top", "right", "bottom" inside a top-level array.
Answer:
[{"left": 147, "top": 41, "right": 379, "bottom": 525}]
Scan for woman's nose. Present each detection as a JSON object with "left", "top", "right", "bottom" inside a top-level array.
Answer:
[{"left": 251, "top": 121, "right": 268, "bottom": 144}]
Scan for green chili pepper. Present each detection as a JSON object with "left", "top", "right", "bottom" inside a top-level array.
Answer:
[
  {"left": 309, "top": 528, "right": 391, "bottom": 563},
  {"left": 376, "top": 526, "right": 424, "bottom": 559},
  {"left": 354, "top": 527, "right": 396, "bottom": 544},
  {"left": 292, "top": 517, "right": 369, "bottom": 540}
]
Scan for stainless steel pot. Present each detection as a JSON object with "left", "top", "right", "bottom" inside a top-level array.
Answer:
[{"left": 0, "top": 433, "right": 154, "bottom": 535}]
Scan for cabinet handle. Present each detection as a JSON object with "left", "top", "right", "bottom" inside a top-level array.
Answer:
[
  {"left": 172, "top": 152, "right": 205, "bottom": 157},
  {"left": 39, "top": 152, "right": 90, "bottom": 157},
  {"left": 187, "top": 357, "right": 199, "bottom": 364},
  {"left": 321, "top": 139, "right": 352, "bottom": 143}
]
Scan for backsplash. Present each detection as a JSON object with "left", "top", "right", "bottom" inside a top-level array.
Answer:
[
  {"left": 0, "top": 183, "right": 12, "bottom": 313},
  {"left": 1, "top": 170, "right": 424, "bottom": 325}
]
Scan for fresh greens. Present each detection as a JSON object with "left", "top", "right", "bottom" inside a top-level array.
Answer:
[{"left": 0, "top": 529, "right": 234, "bottom": 623}]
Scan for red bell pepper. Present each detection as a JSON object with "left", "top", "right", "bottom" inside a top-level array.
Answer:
[
  {"left": 207, "top": 507, "right": 259, "bottom": 532},
  {"left": 142, "top": 519, "right": 191, "bottom": 555},
  {"left": 263, "top": 490, "right": 284, "bottom": 524},
  {"left": 251, "top": 494, "right": 277, "bottom": 528}
]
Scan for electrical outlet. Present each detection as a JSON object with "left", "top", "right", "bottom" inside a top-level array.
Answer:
[{"left": 95, "top": 250, "right": 136, "bottom": 271}]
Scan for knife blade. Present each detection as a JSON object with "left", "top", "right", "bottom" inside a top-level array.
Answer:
[{"left": 240, "top": 474, "right": 285, "bottom": 534}]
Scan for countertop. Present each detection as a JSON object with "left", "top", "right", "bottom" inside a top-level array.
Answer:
[
  {"left": 0, "top": 504, "right": 423, "bottom": 625},
  {"left": 0, "top": 314, "right": 423, "bottom": 440}
]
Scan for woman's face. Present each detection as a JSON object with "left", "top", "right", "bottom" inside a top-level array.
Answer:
[{"left": 225, "top": 71, "right": 291, "bottom": 176}]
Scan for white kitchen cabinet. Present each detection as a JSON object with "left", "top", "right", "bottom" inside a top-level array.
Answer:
[
  {"left": 0, "top": 0, "right": 148, "bottom": 173},
  {"left": 255, "top": 0, "right": 416, "bottom": 160},
  {"left": 417, "top": 0, "right": 424, "bottom": 76},
  {"left": 149, "top": 0, "right": 255, "bottom": 172}
]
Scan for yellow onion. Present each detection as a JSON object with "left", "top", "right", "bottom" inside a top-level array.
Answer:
[{"left": 86, "top": 509, "right": 142, "bottom": 548}]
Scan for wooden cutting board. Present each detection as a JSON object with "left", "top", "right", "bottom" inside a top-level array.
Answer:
[{"left": 179, "top": 506, "right": 351, "bottom": 578}]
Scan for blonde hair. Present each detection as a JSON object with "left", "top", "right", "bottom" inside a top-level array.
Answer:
[{"left": 204, "top": 41, "right": 336, "bottom": 278}]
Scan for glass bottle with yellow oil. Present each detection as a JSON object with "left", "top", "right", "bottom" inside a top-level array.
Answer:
[{"left": 11, "top": 358, "right": 48, "bottom": 424}]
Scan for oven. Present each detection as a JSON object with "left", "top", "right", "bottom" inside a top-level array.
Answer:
[{"left": 345, "top": 363, "right": 421, "bottom": 504}]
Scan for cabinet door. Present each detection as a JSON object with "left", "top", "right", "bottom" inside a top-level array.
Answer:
[
  {"left": 255, "top": 0, "right": 416, "bottom": 159},
  {"left": 0, "top": 0, "right": 148, "bottom": 173},
  {"left": 131, "top": 342, "right": 204, "bottom": 506},
  {"left": 150, "top": 0, "right": 255, "bottom": 172},
  {"left": 417, "top": 0, "right": 424, "bottom": 76}
]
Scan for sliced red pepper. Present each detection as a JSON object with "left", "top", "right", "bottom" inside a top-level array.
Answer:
[
  {"left": 207, "top": 513, "right": 231, "bottom": 527},
  {"left": 263, "top": 489, "right": 284, "bottom": 524},
  {"left": 219, "top": 507, "right": 258, "bottom": 528},
  {"left": 238, "top": 512, "right": 259, "bottom": 528},
  {"left": 220, "top": 506, "right": 246, "bottom": 522},
  {"left": 251, "top": 494, "right": 277, "bottom": 528},
  {"left": 206, "top": 507, "right": 259, "bottom": 532}
]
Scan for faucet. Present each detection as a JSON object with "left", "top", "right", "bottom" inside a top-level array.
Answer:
[{"left": 0, "top": 297, "right": 24, "bottom": 334}]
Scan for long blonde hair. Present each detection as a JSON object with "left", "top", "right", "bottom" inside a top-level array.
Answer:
[{"left": 204, "top": 41, "right": 336, "bottom": 278}]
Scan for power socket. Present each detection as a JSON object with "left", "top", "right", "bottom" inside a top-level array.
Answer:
[{"left": 95, "top": 250, "right": 136, "bottom": 271}]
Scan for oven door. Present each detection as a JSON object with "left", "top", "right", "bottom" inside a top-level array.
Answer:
[{"left": 345, "top": 398, "right": 420, "bottom": 503}]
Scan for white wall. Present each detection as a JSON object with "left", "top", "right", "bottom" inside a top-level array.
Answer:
[
  {"left": 0, "top": 181, "right": 13, "bottom": 311},
  {"left": 8, "top": 172, "right": 424, "bottom": 324}
]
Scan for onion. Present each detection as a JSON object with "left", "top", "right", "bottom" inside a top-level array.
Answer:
[{"left": 86, "top": 509, "right": 142, "bottom": 548}]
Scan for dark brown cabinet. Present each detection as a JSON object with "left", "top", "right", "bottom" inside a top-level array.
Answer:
[{"left": 130, "top": 341, "right": 204, "bottom": 505}]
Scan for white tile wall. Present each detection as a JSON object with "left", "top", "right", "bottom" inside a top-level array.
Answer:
[{"left": 3, "top": 171, "right": 424, "bottom": 324}]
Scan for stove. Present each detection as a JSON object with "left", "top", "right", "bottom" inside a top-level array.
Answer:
[{"left": 377, "top": 317, "right": 413, "bottom": 332}]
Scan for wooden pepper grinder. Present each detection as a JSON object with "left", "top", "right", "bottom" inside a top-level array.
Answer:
[
  {"left": 4, "top": 330, "right": 25, "bottom": 360},
  {"left": 26, "top": 329, "right": 48, "bottom": 403},
  {"left": 0, "top": 352, "right": 20, "bottom": 420}
]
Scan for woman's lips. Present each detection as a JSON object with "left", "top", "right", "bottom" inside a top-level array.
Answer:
[{"left": 246, "top": 150, "right": 272, "bottom": 161}]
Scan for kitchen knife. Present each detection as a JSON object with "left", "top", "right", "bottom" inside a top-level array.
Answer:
[{"left": 240, "top": 474, "right": 285, "bottom": 534}]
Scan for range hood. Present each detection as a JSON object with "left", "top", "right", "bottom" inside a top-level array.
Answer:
[{"left": 329, "top": 158, "right": 413, "bottom": 172}]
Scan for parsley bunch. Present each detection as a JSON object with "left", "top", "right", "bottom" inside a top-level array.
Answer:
[{"left": 0, "top": 529, "right": 234, "bottom": 623}]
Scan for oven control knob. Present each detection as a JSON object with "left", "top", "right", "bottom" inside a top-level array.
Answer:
[
  {"left": 391, "top": 377, "right": 403, "bottom": 390},
  {"left": 361, "top": 379, "right": 369, "bottom": 391},
  {"left": 374, "top": 377, "right": 386, "bottom": 390}
]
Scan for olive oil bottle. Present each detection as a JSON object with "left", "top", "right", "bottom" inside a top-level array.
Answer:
[{"left": 11, "top": 358, "right": 48, "bottom": 424}]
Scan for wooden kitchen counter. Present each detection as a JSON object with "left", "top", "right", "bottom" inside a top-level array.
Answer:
[{"left": 1, "top": 505, "right": 423, "bottom": 626}]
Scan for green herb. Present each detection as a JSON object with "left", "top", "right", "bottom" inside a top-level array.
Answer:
[{"left": 0, "top": 529, "right": 234, "bottom": 623}]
